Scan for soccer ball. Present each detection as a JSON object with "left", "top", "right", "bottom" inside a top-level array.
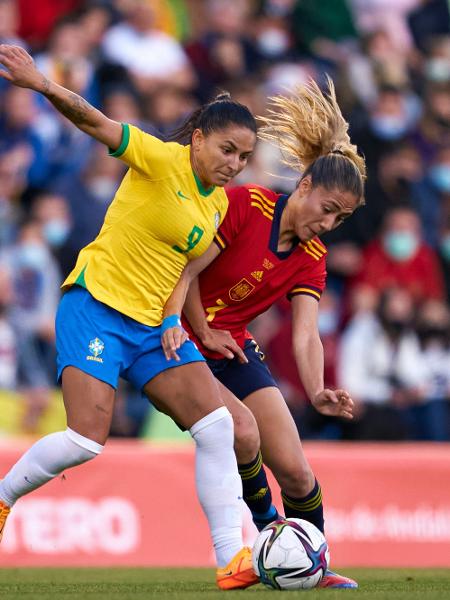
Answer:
[{"left": 252, "top": 518, "right": 329, "bottom": 590}]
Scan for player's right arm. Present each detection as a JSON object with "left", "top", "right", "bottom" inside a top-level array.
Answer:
[
  {"left": 161, "top": 243, "right": 247, "bottom": 363},
  {"left": 0, "top": 44, "right": 122, "bottom": 150}
]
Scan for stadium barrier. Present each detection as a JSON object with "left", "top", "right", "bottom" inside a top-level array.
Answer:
[{"left": 0, "top": 440, "right": 449, "bottom": 567}]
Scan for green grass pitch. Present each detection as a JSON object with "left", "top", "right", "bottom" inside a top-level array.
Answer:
[{"left": 0, "top": 568, "right": 448, "bottom": 599}]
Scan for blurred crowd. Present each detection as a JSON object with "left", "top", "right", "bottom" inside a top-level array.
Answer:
[{"left": 0, "top": 0, "right": 449, "bottom": 440}]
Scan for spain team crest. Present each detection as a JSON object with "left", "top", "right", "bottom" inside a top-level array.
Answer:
[{"left": 229, "top": 278, "right": 255, "bottom": 301}]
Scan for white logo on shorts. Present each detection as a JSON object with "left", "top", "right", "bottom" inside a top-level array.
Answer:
[{"left": 86, "top": 337, "right": 104, "bottom": 363}]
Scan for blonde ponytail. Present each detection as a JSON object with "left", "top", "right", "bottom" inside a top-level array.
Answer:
[{"left": 258, "top": 76, "right": 366, "bottom": 182}]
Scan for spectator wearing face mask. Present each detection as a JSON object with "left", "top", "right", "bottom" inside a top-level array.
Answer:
[
  {"left": 349, "top": 205, "right": 445, "bottom": 305},
  {"left": 50, "top": 144, "right": 126, "bottom": 277},
  {"left": 353, "top": 84, "right": 422, "bottom": 173},
  {"left": 31, "top": 193, "right": 73, "bottom": 278}
]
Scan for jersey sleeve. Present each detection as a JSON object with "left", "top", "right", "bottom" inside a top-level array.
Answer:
[
  {"left": 287, "top": 240, "right": 327, "bottom": 301},
  {"left": 214, "top": 186, "right": 251, "bottom": 252},
  {"left": 109, "top": 123, "right": 179, "bottom": 177}
]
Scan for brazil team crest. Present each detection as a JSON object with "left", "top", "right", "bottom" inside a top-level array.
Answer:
[{"left": 86, "top": 337, "right": 104, "bottom": 363}]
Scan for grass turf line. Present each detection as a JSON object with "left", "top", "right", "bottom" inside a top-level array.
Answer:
[{"left": 0, "top": 568, "right": 448, "bottom": 599}]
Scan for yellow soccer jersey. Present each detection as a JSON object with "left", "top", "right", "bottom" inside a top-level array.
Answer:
[{"left": 63, "top": 123, "right": 228, "bottom": 326}]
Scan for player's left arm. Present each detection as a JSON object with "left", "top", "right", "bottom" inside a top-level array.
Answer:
[
  {"left": 161, "top": 242, "right": 221, "bottom": 361},
  {"left": 291, "top": 294, "right": 354, "bottom": 419}
]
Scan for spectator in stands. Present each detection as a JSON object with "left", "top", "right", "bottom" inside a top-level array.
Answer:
[
  {"left": 31, "top": 192, "right": 73, "bottom": 277},
  {"left": 0, "top": 221, "right": 60, "bottom": 432},
  {"left": 185, "top": 0, "right": 261, "bottom": 101},
  {"left": 51, "top": 144, "right": 126, "bottom": 277},
  {"left": 0, "top": 153, "right": 23, "bottom": 249},
  {"left": 411, "top": 145, "right": 450, "bottom": 246},
  {"left": 338, "top": 286, "right": 422, "bottom": 439},
  {"left": 0, "top": 85, "right": 51, "bottom": 189},
  {"left": 0, "top": 0, "right": 25, "bottom": 48},
  {"left": 410, "top": 81, "right": 450, "bottom": 164},
  {"left": 0, "top": 267, "right": 17, "bottom": 390},
  {"left": 145, "top": 85, "right": 196, "bottom": 138},
  {"left": 408, "top": 0, "right": 450, "bottom": 54},
  {"left": 437, "top": 214, "right": 450, "bottom": 301},
  {"left": 102, "top": 0, "right": 195, "bottom": 95},
  {"left": 350, "top": 205, "right": 445, "bottom": 304},
  {"left": 408, "top": 299, "right": 450, "bottom": 440}
]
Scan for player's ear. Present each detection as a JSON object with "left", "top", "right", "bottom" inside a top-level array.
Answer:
[
  {"left": 298, "top": 175, "right": 312, "bottom": 195},
  {"left": 191, "top": 128, "right": 204, "bottom": 150}
]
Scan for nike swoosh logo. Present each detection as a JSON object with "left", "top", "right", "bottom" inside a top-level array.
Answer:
[{"left": 177, "top": 190, "right": 191, "bottom": 200}]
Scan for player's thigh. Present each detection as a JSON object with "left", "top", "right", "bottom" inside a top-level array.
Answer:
[
  {"left": 62, "top": 366, "right": 116, "bottom": 445},
  {"left": 143, "top": 362, "right": 224, "bottom": 430},
  {"left": 244, "top": 387, "right": 314, "bottom": 487},
  {"left": 216, "top": 380, "right": 260, "bottom": 460}
]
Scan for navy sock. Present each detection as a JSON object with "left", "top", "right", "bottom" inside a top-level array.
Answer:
[
  {"left": 281, "top": 479, "right": 324, "bottom": 533},
  {"left": 238, "top": 451, "right": 279, "bottom": 530}
]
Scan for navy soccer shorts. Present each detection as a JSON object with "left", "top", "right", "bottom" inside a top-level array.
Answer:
[{"left": 206, "top": 339, "right": 278, "bottom": 401}]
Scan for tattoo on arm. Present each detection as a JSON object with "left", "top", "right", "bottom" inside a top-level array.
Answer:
[
  {"left": 41, "top": 75, "right": 50, "bottom": 95},
  {"left": 42, "top": 79, "right": 95, "bottom": 126}
]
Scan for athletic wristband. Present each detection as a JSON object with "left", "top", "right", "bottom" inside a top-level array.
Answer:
[{"left": 161, "top": 314, "right": 182, "bottom": 335}]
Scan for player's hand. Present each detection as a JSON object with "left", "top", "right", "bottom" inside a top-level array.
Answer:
[
  {"left": 161, "top": 325, "right": 189, "bottom": 361},
  {"left": 200, "top": 328, "right": 248, "bottom": 364},
  {"left": 312, "top": 389, "right": 354, "bottom": 420},
  {"left": 0, "top": 44, "right": 45, "bottom": 90}
]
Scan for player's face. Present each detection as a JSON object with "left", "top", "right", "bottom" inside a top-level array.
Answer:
[
  {"left": 294, "top": 179, "right": 359, "bottom": 241},
  {"left": 191, "top": 125, "right": 256, "bottom": 188}
]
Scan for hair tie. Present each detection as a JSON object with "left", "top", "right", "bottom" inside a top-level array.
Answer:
[{"left": 330, "top": 148, "right": 345, "bottom": 156}]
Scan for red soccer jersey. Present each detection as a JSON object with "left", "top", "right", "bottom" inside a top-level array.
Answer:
[{"left": 183, "top": 184, "right": 327, "bottom": 358}]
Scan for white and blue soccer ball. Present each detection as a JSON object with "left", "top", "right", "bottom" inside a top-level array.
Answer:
[{"left": 252, "top": 518, "right": 330, "bottom": 590}]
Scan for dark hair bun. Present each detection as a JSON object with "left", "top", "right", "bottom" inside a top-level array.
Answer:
[{"left": 213, "top": 91, "right": 232, "bottom": 102}]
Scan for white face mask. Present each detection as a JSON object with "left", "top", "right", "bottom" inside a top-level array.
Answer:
[
  {"left": 18, "top": 242, "right": 48, "bottom": 269},
  {"left": 43, "top": 219, "right": 70, "bottom": 247},
  {"left": 257, "top": 28, "right": 290, "bottom": 57},
  {"left": 87, "top": 177, "right": 118, "bottom": 203}
]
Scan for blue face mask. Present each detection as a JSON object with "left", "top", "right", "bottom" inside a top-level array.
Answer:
[
  {"left": 370, "top": 115, "right": 409, "bottom": 141},
  {"left": 43, "top": 219, "right": 70, "bottom": 247},
  {"left": 440, "top": 234, "right": 450, "bottom": 261},
  {"left": 429, "top": 164, "right": 450, "bottom": 193},
  {"left": 18, "top": 242, "right": 48, "bottom": 269},
  {"left": 383, "top": 231, "right": 419, "bottom": 261},
  {"left": 318, "top": 310, "right": 339, "bottom": 336}
]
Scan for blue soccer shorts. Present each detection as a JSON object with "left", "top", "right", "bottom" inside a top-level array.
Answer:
[
  {"left": 206, "top": 339, "right": 278, "bottom": 400},
  {"left": 56, "top": 285, "right": 204, "bottom": 390}
]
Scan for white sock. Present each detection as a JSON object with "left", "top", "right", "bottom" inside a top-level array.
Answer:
[
  {"left": 190, "top": 406, "right": 244, "bottom": 567},
  {"left": 0, "top": 428, "right": 103, "bottom": 507}
]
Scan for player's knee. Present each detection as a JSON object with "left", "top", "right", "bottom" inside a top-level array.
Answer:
[
  {"left": 233, "top": 408, "right": 260, "bottom": 464},
  {"left": 277, "top": 463, "right": 315, "bottom": 497},
  {"left": 64, "top": 428, "right": 104, "bottom": 465}
]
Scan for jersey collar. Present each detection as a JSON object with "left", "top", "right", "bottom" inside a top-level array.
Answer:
[
  {"left": 193, "top": 172, "right": 216, "bottom": 197},
  {"left": 269, "top": 194, "right": 300, "bottom": 259}
]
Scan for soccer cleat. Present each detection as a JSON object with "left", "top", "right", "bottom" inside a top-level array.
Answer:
[
  {"left": 216, "top": 546, "right": 259, "bottom": 590},
  {"left": 318, "top": 569, "right": 358, "bottom": 589},
  {"left": 0, "top": 500, "right": 11, "bottom": 543}
]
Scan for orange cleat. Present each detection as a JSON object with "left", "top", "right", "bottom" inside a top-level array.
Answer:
[
  {"left": 0, "top": 500, "right": 11, "bottom": 543},
  {"left": 216, "top": 546, "right": 259, "bottom": 590}
]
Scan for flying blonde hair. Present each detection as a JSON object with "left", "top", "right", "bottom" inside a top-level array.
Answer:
[{"left": 258, "top": 76, "right": 366, "bottom": 182}]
